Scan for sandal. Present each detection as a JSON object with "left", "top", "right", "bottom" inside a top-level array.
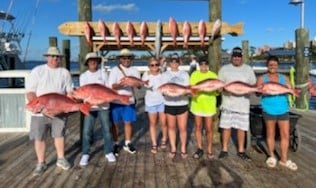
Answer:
[
  {"left": 266, "top": 156, "right": 277, "bottom": 168},
  {"left": 193, "top": 148, "right": 204, "bottom": 159},
  {"left": 160, "top": 139, "right": 167, "bottom": 150},
  {"left": 168, "top": 151, "right": 176, "bottom": 159},
  {"left": 279, "top": 160, "right": 298, "bottom": 171},
  {"left": 181, "top": 152, "right": 188, "bottom": 159},
  {"left": 207, "top": 152, "right": 215, "bottom": 160},
  {"left": 151, "top": 145, "right": 158, "bottom": 154}
]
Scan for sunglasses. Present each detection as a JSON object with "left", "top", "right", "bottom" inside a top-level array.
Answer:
[
  {"left": 50, "top": 55, "right": 60, "bottom": 58},
  {"left": 149, "top": 63, "right": 160, "bottom": 67},
  {"left": 121, "top": 56, "right": 133, "bottom": 60}
]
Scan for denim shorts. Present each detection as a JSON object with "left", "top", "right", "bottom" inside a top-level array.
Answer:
[
  {"left": 145, "top": 103, "right": 165, "bottom": 113},
  {"left": 110, "top": 103, "right": 136, "bottom": 123},
  {"left": 262, "top": 111, "right": 289, "bottom": 121}
]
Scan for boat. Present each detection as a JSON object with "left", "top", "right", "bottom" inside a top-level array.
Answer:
[
  {"left": 0, "top": 10, "right": 25, "bottom": 71},
  {"left": 310, "top": 69, "right": 316, "bottom": 76}
]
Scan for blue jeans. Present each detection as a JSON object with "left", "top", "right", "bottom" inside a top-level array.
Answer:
[{"left": 82, "top": 109, "right": 113, "bottom": 154}]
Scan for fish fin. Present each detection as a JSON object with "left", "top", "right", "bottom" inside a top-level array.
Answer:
[{"left": 80, "top": 103, "right": 91, "bottom": 116}]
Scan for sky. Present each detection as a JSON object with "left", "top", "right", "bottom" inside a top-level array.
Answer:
[{"left": 1, "top": 0, "right": 316, "bottom": 61}]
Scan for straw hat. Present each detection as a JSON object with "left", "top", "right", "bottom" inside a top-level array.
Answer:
[
  {"left": 84, "top": 52, "right": 102, "bottom": 65},
  {"left": 43, "top": 46, "right": 64, "bottom": 57},
  {"left": 117, "top": 48, "right": 134, "bottom": 58}
]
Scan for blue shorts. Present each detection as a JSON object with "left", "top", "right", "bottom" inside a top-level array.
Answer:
[
  {"left": 145, "top": 103, "right": 165, "bottom": 113},
  {"left": 110, "top": 103, "right": 136, "bottom": 123}
]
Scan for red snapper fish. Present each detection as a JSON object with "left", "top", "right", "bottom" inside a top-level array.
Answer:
[
  {"left": 169, "top": 17, "right": 178, "bottom": 46},
  {"left": 182, "top": 21, "right": 191, "bottom": 48},
  {"left": 198, "top": 20, "right": 207, "bottom": 47},
  {"left": 126, "top": 21, "right": 136, "bottom": 47},
  {"left": 158, "top": 83, "right": 193, "bottom": 97},
  {"left": 140, "top": 21, "right": 149, "bottom": 47},
  {"left": 191, "top": 78, "right": 225, "bottom": 93},
  {"left": 98, "top": 19, "right": 109, "bottom": 44},
  {"left": 259, "top": 82, "right": 300, "bottom": 97},
  {"left": 210, "top": 19, "right": 221, "bottom": 44},
  {"left": 84, "top": 21, "right": 95, "bottom": 47},
  {"left": 224, "top": 81, "right": 259, "bottom": 95},
  {"left": 26, "top": 93, "right": 91, "bottom": 118},
  {"left": 71, "top": 84, "right": 130, "bottom": 105},
  {"left": 112, "top": 22, "right": 122, "bottom": 48},
  {"left": 120, "top": 76, "right": 149, "bottom": 87}
]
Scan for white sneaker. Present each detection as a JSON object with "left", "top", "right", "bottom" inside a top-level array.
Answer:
[
  {"left": 79, "top": 154, "right": 89, "bottom": 166},
  {"left": 105, "top": 152, "right": 116, "bottom": 162}
]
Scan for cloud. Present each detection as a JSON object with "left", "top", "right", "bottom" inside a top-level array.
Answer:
[{"left": 93, "top": 3, "right": 138, "bottom": 13}]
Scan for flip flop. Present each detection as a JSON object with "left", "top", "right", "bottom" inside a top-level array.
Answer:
[
  {"left": 266, "top": 156, "right": 277, "bottom": 168},
  {"left": 168, "top": 151, "right": 176, "bottom": 159},
  {"left": 151, "top": 145, "right": 158, "bottom": 154},
  {"left": 160, "top": 139, "right": 168, "bottom": 150},
  {"left": 279, "top": 160, "right": 298, "bottom": 171},
  {"left": 207, "top": 152, "right": 215, "bottom": 160}
]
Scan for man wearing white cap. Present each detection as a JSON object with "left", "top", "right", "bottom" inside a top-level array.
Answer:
[
  {"left": 25, "top": 46, "right": 73, "bottom": 176},
  {"left": 108, "top": 48, "right": 140, "bottom": 155}
]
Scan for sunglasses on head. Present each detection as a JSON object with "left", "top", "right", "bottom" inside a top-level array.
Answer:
[{"left": 149, "top": 63, "right": 160, "bottom": 67}]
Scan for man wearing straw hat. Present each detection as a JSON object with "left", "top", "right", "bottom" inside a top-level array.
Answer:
[
  {"left": 25, "top": 46, "right": 73, "bottom": 176},
  {"left": 108, "top": 48, "right": 140, "bottom": 155}
]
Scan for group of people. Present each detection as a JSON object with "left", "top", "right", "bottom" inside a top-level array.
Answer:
[{"left": 26, "top": 46, "right": 316, "bottom": 176}]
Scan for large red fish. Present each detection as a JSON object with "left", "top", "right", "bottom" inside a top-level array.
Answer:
[
  {"left": 112, "top": 22, "right": 122, "bottom": 48},
  {"left": 126, "top": 21, "right": 136, "bottom": 47},
  {"left": 198, "top": 20, "right": 207, "bottom": 47},
  {"left": 140, "top": 21, "right": 149, "bottom": 47},
  {"left": 259, "top": 82, "right": 300, "bottom": 97},
  {"left": 224, "top": 81, "right": 259, "bottom": 95},
  {"left": 191, "top": 78, "right": 225, "bottom": 93},
  {"left": 169, "top": 17, "right": 178, "bottom": 46},
  {"left": 71, "top": 84, "right": 130, "bottom": 105},
  {"left": 84, "top": 21, "right": 95, "bottom": 47},
  {"left": 182, "top": 21, "right": 191, "bottom": 48},
  {"left": 120, "top": 76, "right": 149, "bottom": 87},
  {"left": 26, "top": 93, "right": 91, "bottom": 118},
  {"left": 158, "top": 83, "right": 192, "bottom": 97},
  {"left": 98, "top": 19, "right": 109, "bottom": 44}
]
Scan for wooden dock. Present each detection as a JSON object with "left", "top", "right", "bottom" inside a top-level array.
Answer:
[{"left": 1, "top": 96, "right": 316, "bottom": 188}]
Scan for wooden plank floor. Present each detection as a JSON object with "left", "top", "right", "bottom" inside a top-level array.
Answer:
[{"left": 1, "top": 99, "right": 316, "bottom": 188}]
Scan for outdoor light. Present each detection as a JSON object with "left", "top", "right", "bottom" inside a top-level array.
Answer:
[{"left": 289, "top": 0, "right": 304, "bottom": 28}]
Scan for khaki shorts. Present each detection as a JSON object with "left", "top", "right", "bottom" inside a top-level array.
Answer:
[{"left": 29, "top": 115, "right": 67, "bottom": 140}]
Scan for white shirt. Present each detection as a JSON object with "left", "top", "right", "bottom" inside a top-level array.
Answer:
[{"left": 142, "top": 71, "right": 164, "bottom": 106}]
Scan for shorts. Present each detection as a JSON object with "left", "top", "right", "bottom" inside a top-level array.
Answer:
[
  {"left": 110, "top": 103, "right": 136, "bottom": 123},
  {"left": 262, "top": 111, "right": 289, "bottom": 121},
  {"left": 145, "top": 103, "right": 165, "bottom": 113},
  {"left": 29, "top": 116, "right": 66, "bottom": 140},
  {"left": 165, "top": 105, "right": 188, "bottom": 116},
  {"left": 219, "top": 109, "right": 249, "bottom": 131}
]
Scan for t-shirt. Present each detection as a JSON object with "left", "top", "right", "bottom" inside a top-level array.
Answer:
[
  {"left": 161, "top": 70, "right": 189, "bottom": 106},
  {"left": 108, "top": 65, "right": 140, "bottom": 104},
  {"left": 190, "top": 70, "right": 218, "bottom": 115},
  {"left": 218, "top": 63, "right": 256, "bottom": 113},
  {"left": 142, "top": 71, "right": 164, "bottom": 106}
]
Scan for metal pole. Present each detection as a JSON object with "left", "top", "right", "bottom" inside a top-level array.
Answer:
[{"left": 301, "top": 1, "right": 304, "bottom": 28}]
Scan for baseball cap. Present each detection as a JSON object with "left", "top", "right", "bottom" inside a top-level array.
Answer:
[{"left": 232, "top": 47, "right": 243, "bottom": 57}]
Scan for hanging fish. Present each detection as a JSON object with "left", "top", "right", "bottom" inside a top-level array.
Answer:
[
  {"left": 198, "top": 20, "right": 207, "bottom": 47},
  {"left": 140, "top": 21, "right": 149, "bottom": 47},
  {"left": 98, "top": 19, "right": 109, "bottom": 44},
  {"left": 182, "top": 21, "right": 191, "bottom": 48},
  {"left": 84, "top": 21, "right": 95, "bottom": 47},
  {"left": 169, "top": 17, "right": 178, "bottom": 46},
  {"left": 126, "top": 21, "right": 136, "bottom": 47},
  {"left": 210, "top": 19, "right": 221, "bottom": 44},
  {"left": 112, "top": 22, "right": 122, "bottom": 48}
]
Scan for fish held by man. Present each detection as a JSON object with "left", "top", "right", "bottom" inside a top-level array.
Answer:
[
  {"left": 259, "top": 82, "right": 300, "bottom": 97},
  {"left": 26, "top": 93, "right": 91, "bottom": 118},
  {"left": 98, "top": 19, "right": 109, "bottom": 44},
  {"left": 191, "top": 78, "right": 225, "bottom": 93},
  {"left": 169, "top": 17, "right": 178, "bottom": 46},
  {"left": 224, "top": 81, "right": 259, "bottom": 95},
  {"left": 198, "top": 20, "right": 207, "bottom": 47},
  {"left": 84, "top": 21, "right": 95, "bottom": 47},
  {"left": 140, "top": 21, "right": 149, "bottom": 47},
  {"left": 158, "top": 83, "right": 194, "bottom": 97},
  {"left": 126, "top": 21, "right": 136, "bottom": 47},
  {"left": 210, "top": 19, "right": 221, "bottom": 44},
  {"left": 112, "top": 22, "right": 122, "bottom": 48},
  {"left": 71, "top": 84, "right": 130, "bottom": 105},
  {"left": 120, "top": 76, "right": 149, "bottom": 87},
  {"left": 182, "top": 21, "right": 192, "bottom": 48}
]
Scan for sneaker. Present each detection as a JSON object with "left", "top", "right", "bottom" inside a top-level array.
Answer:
[
  {"left": 79, "top": 154, "right": 89, "bottom": 166},
  {"left": 237, "top": 152, "right": 252, "bottom": 161},
  {"left": 56, "top": 158, "right": 71, "bottom": 170},
  {"left": 113, "top": 144, "right": 120, "bottom": 157},
  {"left": 123, "top": 143, "right": 136, "bottom": 154},
  {"left": 33, "top": 162, "right": 47, "bottom": 176},
  {"left": 105, "top": 152, "right": 116, "bottom": 162},
  {"left": 218, "top": 151, "right": 228, "bottom": 159}
]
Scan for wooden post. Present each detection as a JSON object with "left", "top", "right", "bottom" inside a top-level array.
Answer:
[
  {"left": 49, "top": 37, "right": 58, "bottom": 47},
  {"left": 242, "top": 40, "right": 249, "bottom": 64},
  {"left": 295, "top": 28, "right": 309, "bottom": 109},
  {"left": 61, "top": 40, "right": 71, "bottom": 70},
  {"left": 208, "top": 0, "right": 221, "bottom": 144}
]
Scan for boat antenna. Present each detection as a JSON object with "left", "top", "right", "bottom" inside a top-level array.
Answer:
[
  {"left": 1, "top": 0, "right": 14, "bottom": 31},
  {"left": 23, "top": 0, "right": 41, "bottom": 63}
]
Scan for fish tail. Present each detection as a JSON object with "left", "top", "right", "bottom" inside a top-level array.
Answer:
[
  {"left": 119, "top": 95, "right": 130, "bottom": 105},
  {"left": 144, "top": 80, "right": 150, "bottom": 86},
  {"left": 191, "top": 88, "right": 199, "bottom": 96},
  {"left": 293, "top": 88, "right": 300, "bottom": 97},
  {"left": 80, "top": 103, "right": 91, "bottom": 116}
]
